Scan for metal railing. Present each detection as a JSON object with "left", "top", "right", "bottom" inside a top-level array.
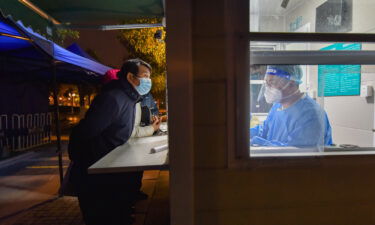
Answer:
[{"left": 0, "top": 112, "right": 52, "bottom": 152}]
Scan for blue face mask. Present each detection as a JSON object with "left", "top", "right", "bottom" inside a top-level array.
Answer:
[{"left": 135, "top": 77, "right": 152, "bottom": 95}]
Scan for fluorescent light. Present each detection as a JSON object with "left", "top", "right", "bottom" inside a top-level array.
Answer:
[
  {"left": 0, "top": 32, "right": 30, "bottom": 41},
  {"left": 100, "top": 23, "right": 163, "bottom": 30},
  {"left": 18, "top": 0, "right": 60, "bottom": 24},
  {"left": 55, "top": 23, "right": 164, "bottom": 30}
]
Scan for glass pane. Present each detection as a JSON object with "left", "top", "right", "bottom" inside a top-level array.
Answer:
[
  {"left": 249, "top": 62, "right": 375, "bottom": 156},
  {"left": 250, "top": 0, "right": 375, "bottom": 34}
]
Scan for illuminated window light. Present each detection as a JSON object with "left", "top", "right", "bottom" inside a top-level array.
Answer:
[
  {"left": 0, "top": 32, "right": 30, "bottom": 41},
  {"left": 18, "top": 0, "right": 60, "bottom": 25}
]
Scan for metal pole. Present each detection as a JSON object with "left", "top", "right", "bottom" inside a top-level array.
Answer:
[
  {"left": 51, "top": 60, "right": 64, "bottom": 195},
  {"left": 3, "top": 12, "right": 65, "bottom": 196}
]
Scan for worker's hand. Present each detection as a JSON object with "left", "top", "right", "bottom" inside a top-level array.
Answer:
[{"left": 152, "top": 116, "right": 161, "bottom": 131}]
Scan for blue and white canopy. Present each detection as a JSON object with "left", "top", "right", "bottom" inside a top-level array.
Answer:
[{"left": 0, "top": 14, "right": 111, "bottom": 82}]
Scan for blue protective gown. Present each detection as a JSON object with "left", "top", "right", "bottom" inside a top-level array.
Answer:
[{"left": 250, "top": 95, "right": 332, "bottom": 147}]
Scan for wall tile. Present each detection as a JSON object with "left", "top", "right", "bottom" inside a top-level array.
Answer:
[
  {"left": 194, "top": 125, "right": 227, "bottom": 169},
  {"left": 192, "top": 0, "right": 226, "bottom": 37},
  {"left": 193, "top": 82, "right": 226, "bottom": 126},
  {"left": 193, "top": 37, "right": 227, "bottom": 81},
  {"left": 196, "top": 205, "right": 375, "bottom": 225},
  {"left": 194, "top": 167, "right": 375, "bottom": 211}
]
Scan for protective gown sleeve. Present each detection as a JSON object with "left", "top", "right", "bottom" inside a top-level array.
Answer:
[
  {"left": 250, "top": 125, "right": 262, "bottom": 139},
  {"left": 251, "top": 115, "right": 325, "bottom": 147},
  {"left": 250, "top": 112, "right": 272, "bottom": 140},
  {"left": 251, "top": 136, "right": 286, "bottom": 146}
]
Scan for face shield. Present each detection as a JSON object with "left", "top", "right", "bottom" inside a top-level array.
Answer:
[
  {"left": 257, "top": 76, "right": 290, "bottom": 104},
  {"left": 257, "top": 65, "right": 303, "bottom": 104}
]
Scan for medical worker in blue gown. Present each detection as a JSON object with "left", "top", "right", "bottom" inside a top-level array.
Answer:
[{"left": 250, "top": 65, "right": 333, "bottom": 147}]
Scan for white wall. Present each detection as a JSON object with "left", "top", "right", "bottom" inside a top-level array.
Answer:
[
  {"left": 285, "top": 0, "right": 326, "bottom": 33},
  {"left": 259, "top": 15, "right": 285, "bottom": 32}
]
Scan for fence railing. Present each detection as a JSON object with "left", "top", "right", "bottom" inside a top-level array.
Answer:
[{"left": 0, "top": 113, "right": 52, "bottom": 152}]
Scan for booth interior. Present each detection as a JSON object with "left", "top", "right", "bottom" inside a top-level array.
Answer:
[{"left": 249, "top": 0, "right": 375, "bottom": 157}]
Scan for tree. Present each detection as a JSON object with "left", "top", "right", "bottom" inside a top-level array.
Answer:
[
  {"left": 117, "top": 18, "right": 166, "bottom": 109},
  {"left": 85, "top": 48, "right": 101, "bottom": 62},
  {"left": 54, "top": 28, "right": 79, "bottom": 46}
]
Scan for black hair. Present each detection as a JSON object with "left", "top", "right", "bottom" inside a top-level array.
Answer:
[{"left": 117, "top": 58, "right": 152, "bottom": 79}]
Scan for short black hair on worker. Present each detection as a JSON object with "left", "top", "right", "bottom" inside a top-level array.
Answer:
[{"left": 117, "top": 58, "right": 152, "bottom": 79}]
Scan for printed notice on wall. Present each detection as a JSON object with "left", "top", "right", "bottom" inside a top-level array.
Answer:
[{"left": 318, "top": 43, "right": 361, "bottom": 97}]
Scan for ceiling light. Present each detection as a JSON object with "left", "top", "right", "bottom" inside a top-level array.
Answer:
[{"left": 18, "top": 0, "right": 60, "bottom": 24}]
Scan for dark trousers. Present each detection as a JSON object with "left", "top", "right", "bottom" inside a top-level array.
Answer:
[{"left": 73, "top": 171, "right": 142, "bottom": 225}]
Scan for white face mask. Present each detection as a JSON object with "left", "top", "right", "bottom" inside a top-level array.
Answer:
[{"left": 264, "top": 86, "right": 282, "bottom": 104}]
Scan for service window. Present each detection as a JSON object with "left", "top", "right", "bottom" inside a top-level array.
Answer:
[{"left": 248, "top": 0, "right": 375, "bottom": 157}]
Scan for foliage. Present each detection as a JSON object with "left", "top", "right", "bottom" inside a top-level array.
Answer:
[
  {"left": 85, "top": 48, "right": 101, "bottom": 62},
  {"left": 117, "top": 18, "right": 166, "bottom": 108},
  {"left": 54, "top": 28, "right": 80, "bottom": 45}
]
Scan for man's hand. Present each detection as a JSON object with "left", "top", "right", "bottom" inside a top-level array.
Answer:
[{"left": 151, "top": 116, "right": 161, "bottom": 131}]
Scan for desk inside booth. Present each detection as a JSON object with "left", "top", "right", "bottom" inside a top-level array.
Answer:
[{"left": 88, "top": 135, "right": 168, "bottom": 174}]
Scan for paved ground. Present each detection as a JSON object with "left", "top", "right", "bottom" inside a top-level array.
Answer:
[
  {"left": 0, "top": 170, "right": 169, "bottom": 225},
  {"left": 0, "top": 139, "right": 170, "bottom": 225},
  {"left": 1, "top": 197, "right": 84, "bottom": 225},
  {"left": 0, "top": 141, "right": 70, "bottom": 219}
]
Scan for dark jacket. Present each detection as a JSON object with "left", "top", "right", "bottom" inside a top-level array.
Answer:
[{"left": 68, "top": 78, "right": 140, "bottom": 172}]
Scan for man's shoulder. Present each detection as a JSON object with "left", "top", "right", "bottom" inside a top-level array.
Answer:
[
  {"left": 89, "top": 89, "right": 128, "bottom": 112},
  {"left": 299, "top": 95, "right": 322, "bottom": 110},
  {"left": 102, "top": 87, "right": 129, "bottom": 100},
  {"left": 293, "top": 96, "right": 326, "bottom": 120},
  {"left": 106, "top": 88, "right": 127, "bottom": 97}
]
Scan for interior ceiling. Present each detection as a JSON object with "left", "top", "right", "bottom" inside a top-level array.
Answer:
[{"left": 250, "top": 0, "right": 309, "bottom": 16}]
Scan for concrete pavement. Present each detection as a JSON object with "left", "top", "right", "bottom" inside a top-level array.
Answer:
[
  {"left": 0, "top": 141, "right": 69, "bottom": 219},
  {"left": 0, "top": 140, "right": 169, "bottom": 225}
]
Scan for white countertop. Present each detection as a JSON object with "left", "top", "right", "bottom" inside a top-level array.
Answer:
[{"left": 88, "top": 135, "right": 169, "bottom": 174}]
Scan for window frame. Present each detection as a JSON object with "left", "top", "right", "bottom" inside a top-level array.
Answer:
[{"left": 230, "top": 2, "right": 375, "bottom": 163}]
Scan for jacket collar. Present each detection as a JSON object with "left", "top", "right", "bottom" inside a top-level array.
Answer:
[{"left": 119, "top": 78, "right": 141, "bottom": 102}]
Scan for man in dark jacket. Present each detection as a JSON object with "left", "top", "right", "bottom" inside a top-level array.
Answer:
[{"left": 68, "top": 58, "right": 152, "bottom": 225}]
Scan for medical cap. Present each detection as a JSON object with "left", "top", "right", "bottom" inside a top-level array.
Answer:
[{"left": 265, "top": 65, "right": 303, "bottom": 84}]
